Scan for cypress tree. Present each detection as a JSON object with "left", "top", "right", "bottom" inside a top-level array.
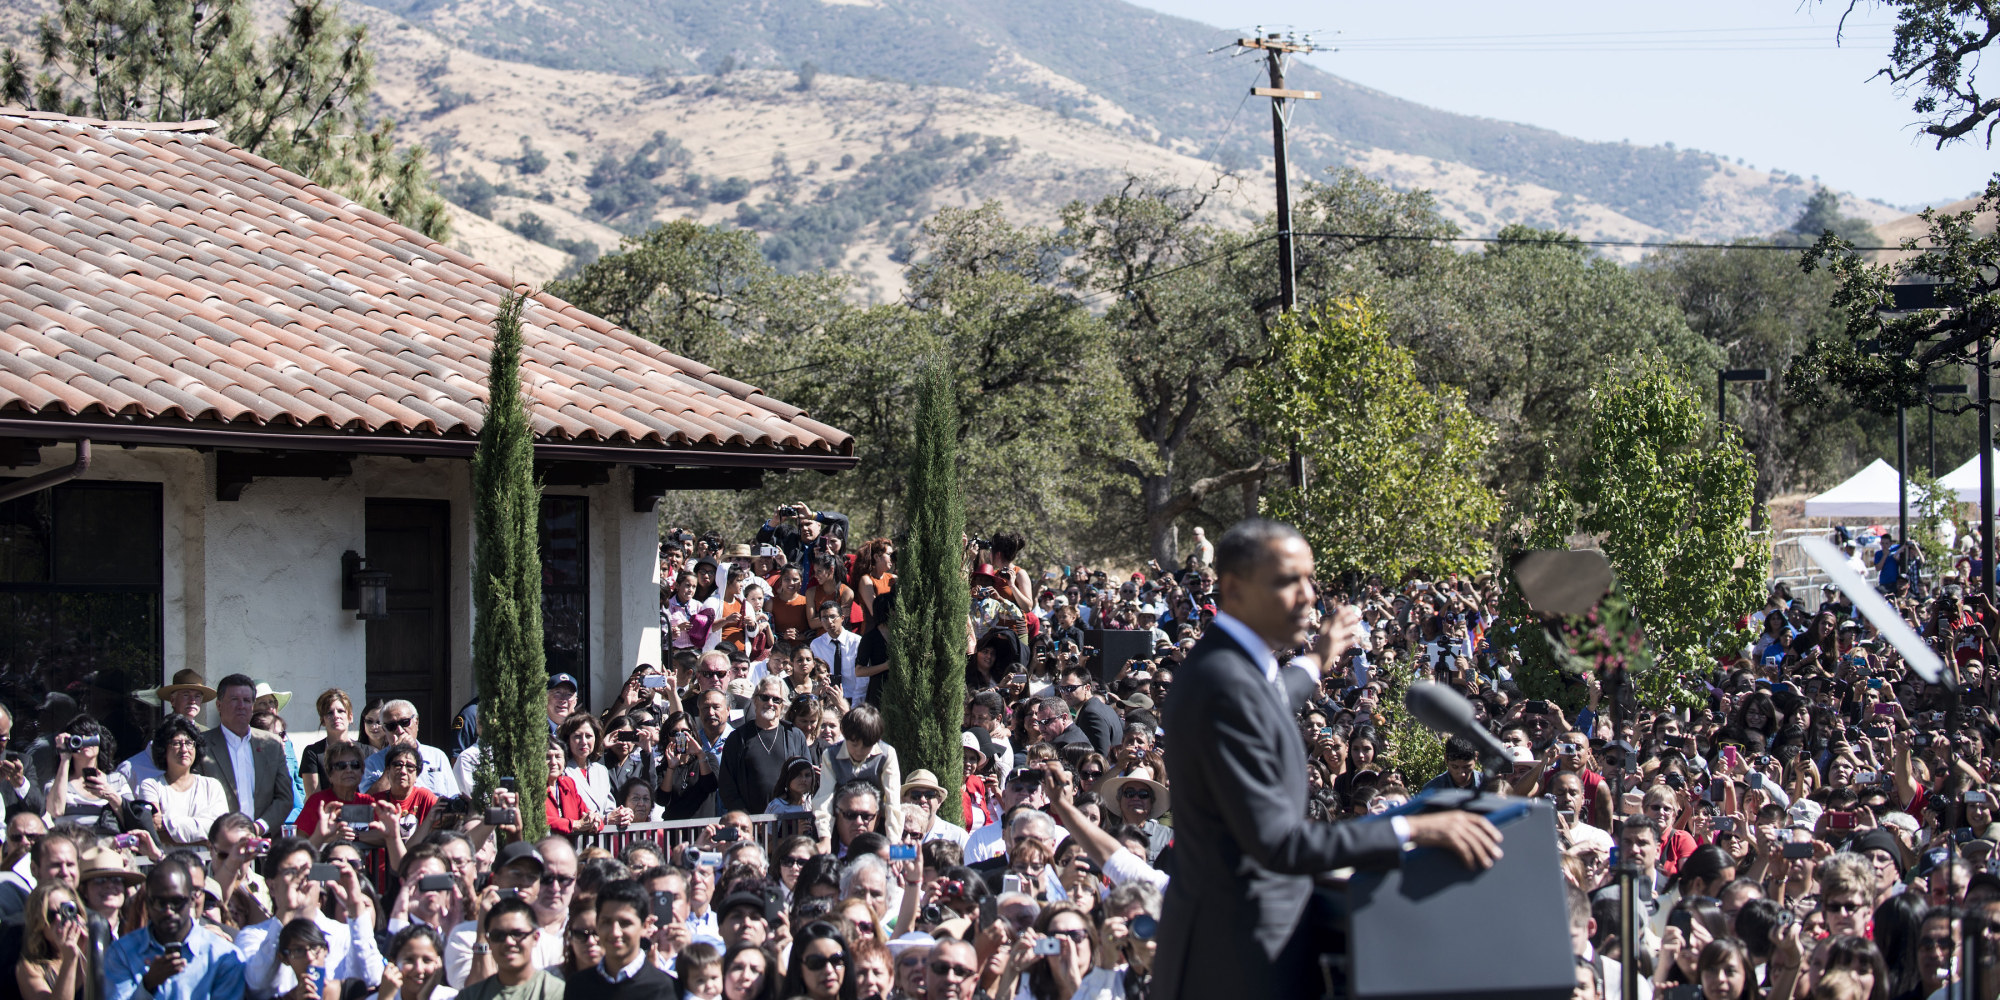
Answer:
[
  {"left": 471, "top": 289, "right": 548, "bottom": 837},
  {"left": 884, "top": 362, "right": 969, "bottom": 824}
]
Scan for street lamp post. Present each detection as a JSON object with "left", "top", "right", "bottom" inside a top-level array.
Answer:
[{"left": 1717, "top": 368, "right": 1771, "bottom": 429}]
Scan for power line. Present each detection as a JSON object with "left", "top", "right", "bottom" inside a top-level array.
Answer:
[
  {"left": 1076, "top": 233, "right": 1277, "bottom": 305},
  {"left": 1292, "top": 231, "right": 1916, "bottom": 251}
]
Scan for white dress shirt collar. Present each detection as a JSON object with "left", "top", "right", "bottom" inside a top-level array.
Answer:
[
  {"left": 601, "top": 949, "right": 649, "bottom": 982},
  {"left": 1210, "top": 610, "right": 1281, "bottom": 683}
]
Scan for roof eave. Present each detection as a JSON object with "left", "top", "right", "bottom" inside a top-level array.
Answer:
[{"left": 0, "top": 415, "right": 860, "bottom": 472}]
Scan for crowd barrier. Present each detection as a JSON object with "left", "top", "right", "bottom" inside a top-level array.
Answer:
[{"left": 573, "top": 812, "right": 817, "bottom": 858}]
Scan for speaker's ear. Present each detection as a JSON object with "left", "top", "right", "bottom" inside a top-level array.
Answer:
[{"left": 1509, "top": 550, "right": 1613, "bottom": 619}]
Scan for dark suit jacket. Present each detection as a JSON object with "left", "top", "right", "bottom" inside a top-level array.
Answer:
[
  {"left": 1154, "top": 628, "right": 1405, "bottom": 1000},
  {"left": 564, "top": 958, "right": 680, "bottom": 1000},
  {"left": 197, "top": 726, "right": 294, "bottom": 833},
  {"left": 1073, "top": 697, "right": 1123, "bottom": 757}
]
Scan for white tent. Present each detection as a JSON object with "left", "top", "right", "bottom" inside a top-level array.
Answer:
[
  {"left": 1940, "top": 451, "right": 1998, "bottom": 504},
  {"left": 1803, "top": 459, "right": 1910, "bottom": 518}
]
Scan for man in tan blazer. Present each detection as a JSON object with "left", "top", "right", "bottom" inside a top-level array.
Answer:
[{"left": 198, "top": 673, "right": 295, "bottom": 833}]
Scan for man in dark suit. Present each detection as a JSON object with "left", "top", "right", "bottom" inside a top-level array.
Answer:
[
  {"left": 1027, "top": 697, "right": 1092, "bottom": 752},
  {"left": 1155, "top": 519, "right": 1502, "bottom": 1000},
  {"left": 198, "top": 673, "right": 295, "bottom": 834},
  {"left": 1057, "top": 665, "right": 1122, "bottom": 756}
]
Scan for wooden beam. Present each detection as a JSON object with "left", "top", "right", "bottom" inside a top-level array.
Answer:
[
  {"left": 1252, "top": 86, "right": 1320, "bottom": 100},
  {"left": 216, "top": 450, "right": 354, "bottom": 501},
  {"left": 630, "top": 465, "right": 768, "bottom": 512},
  {"left": 536, "top": 460, "right": 611, "bottom": 488},
  {"left": 1235, "top": 37, "right": 1314, "bottom": 53}
]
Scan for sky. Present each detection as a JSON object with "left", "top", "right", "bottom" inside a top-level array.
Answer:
[{"left": 1124, "top": 0, "right": 1996, "bottom": 211}]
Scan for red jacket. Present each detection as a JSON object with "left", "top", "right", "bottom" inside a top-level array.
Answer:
[{"left": 546, "top": 774, "right": 589, "bottom": 834}]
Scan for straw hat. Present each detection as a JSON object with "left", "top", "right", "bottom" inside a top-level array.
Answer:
[
  {"left": 252, "top": 683, "right": 293, "bottom": 711},
  {"left": 727, "top": 543, "right": 755, "bottom": 559},
  {"left": 77, "top": 847, "right": 144, "bottom": 886},
  {"left": 901, "top": 769, "right": 947, "bottom": 799},
  {"left": 1098, "top": 766, "right": 1170, "bottom": 814},
  {"left": 155, "top": 669, "right": 216, "bottom": 703}
]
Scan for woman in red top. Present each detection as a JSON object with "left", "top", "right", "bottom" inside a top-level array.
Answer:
[
  {"left": 296, "top": 741, "right": 378, "bottom": 851},
  {"left": 545, "top": 741, "right": 597, "bottom": 835},
  {"left": 370, "top": 744, "right": 439, "bottom": 839}
]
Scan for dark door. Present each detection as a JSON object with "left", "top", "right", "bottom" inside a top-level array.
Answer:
[{"left": 365, "top": 499, "right": 450, "bottom": 743}]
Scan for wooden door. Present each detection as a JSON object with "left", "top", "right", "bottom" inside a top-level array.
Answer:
[{"left": 364, "top": 499, "right": 450, "bottom": 742}]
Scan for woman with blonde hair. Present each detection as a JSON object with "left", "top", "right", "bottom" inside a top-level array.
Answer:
[{"left": 17, "top": 881, "right": 89, "bottom": 1000}]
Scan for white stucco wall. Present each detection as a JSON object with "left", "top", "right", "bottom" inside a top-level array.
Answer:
[{"left": 41, "top": 444, "right": 665, "bottom": 742}]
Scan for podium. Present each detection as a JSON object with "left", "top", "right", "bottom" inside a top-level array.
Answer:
[{"left": 1346, "top": 793, "right": 1575, "bottom": 1000}]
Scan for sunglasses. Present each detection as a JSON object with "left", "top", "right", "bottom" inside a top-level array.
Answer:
[
  {"left": 328, "top": 761, "right": 365, "bottom": 772},
  {"left": 1120, "top": 787, "right": 1154, "bottom": 800},
  {"left": 384, "top": 717, "right": 416, "bottom": 732},
  {"left": 930, "top": 960, "right": 977, "bottom": 978},
  {"left": 802, "top": 951, "right": 847, "bottom": 971},
  {"left": 839, "top": 810, "right": 877, "bottom": 824}
]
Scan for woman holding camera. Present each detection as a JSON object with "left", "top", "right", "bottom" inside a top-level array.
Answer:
[
  {"left": 17, "top": 882, "right": 90, "bottom": 1000},
  {"left": 44, "top": 718, "right": 128, "bottom": 825},
  {"left": 136, "top": 715, "right": 228, "bottom": 845}
]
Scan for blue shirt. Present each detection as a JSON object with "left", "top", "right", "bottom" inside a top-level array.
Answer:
[{"left": 106, "top": 925, "right": 245, "bottom": 1000}]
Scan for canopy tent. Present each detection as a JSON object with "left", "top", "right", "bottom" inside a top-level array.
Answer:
[
  {"left": 1803, "top": 459, "right": 1911, "bottom": 518},
  {"left": 1940, "top": 451, "right": 1997, "bottom": 504}
]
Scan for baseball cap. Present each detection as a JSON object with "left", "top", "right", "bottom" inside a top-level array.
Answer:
[
  {"left": 495, "top": 841, "right": 546, "bottom": 873},
  {"left": 547, "top": 673, "right": 579, "bottom": 691}
]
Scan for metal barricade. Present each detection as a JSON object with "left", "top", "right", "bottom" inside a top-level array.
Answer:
[{"left": 576, "top": 812, "right": 784, "bottom": 860}]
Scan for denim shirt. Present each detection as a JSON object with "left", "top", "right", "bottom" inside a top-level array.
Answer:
[{"left": 106, "top": 925, "right": 245, "bottom": 1000}]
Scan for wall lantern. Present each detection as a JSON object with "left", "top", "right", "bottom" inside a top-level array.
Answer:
[{"left": 340, "top": 550, "right": 392, "bottom": 621}]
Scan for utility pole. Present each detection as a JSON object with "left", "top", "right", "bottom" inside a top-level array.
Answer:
[{"left": 1238, "top": 28, "right": 1319, "bottom": 489}]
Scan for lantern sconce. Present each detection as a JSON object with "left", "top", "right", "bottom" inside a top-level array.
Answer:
[{"left": 340, "top": 550, "right": 392, "bottom": 621}]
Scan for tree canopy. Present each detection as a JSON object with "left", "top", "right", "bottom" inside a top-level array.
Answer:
[{"left": 2, "top": 0, "right": 449, "bottom": 239}]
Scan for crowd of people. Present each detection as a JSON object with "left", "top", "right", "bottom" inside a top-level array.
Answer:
[{"left": 9, "top": 499, "right": 2000, "bottom": 1000}]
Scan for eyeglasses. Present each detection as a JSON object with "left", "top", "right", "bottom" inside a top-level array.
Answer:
[
  {"left": 801, "top": 949, "right": 848, "bottom": 971},
  {"left": 1120, "top": 787, "right": 1154, "bottom": 800},
  {"left": 701, "top": 670, "right": 729, "bottom": 680},
  {"left": 839, "top": 810, "right": 877, "bottom": 824},
  {"left": 147, "top": 894, "right": 192, "bottom": 912},
  {"left": 930, "top": 960, "right": 977, "bottom": 978},
  {"left": 384, "top": 717, "right": 416, "bottom": 732},
  {"left": 1035, "top": 716, "right": 1063, "bottom": 729},
  {"left": 1044, "top": 928, "right": 1091, "bottom": 944},
  {"left": 387, "top": 762, "right": 419, "bottom": 772},
  {"left": 756, "top": 694, "right": 785, "bottom": 705},
  {"left": 1056, "top": 683, "right": 1085, "bottom": 694},
  {"left": 328, "top": 761, "right": 364, "bottom": 772},
  {"left": 1921, "top": 935, "right": 1956, "bottom": 950},
  {"left": 1824, "top": 899, "right": 1868, "bottom": 914},
  {"left": 540, "top": 874, "right": 577, "bottom": 888},
  {"left": 487, "top": 928, "right": 535, "bottom": 944},
  {"left": 165, "top": 738, "right": 198, "bottom": 751},
  {"left": 568, "top": 926, "right": 598, "bottom": 940},
  {"left": 780, "top": 855, "right": 812, "bottom": 868}
]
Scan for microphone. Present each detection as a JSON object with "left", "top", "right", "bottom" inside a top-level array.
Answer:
[{"left": 1405, "top": 682, "right": 1512, "bottom": 770}]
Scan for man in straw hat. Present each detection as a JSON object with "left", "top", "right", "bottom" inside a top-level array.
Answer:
[
  {"left": 900, "top": 769, "right": 968, "bottom": 847},
  {"left": 115, "top": 669, "right": 216, "bottom": 788},
  {"left": 1099, "top": 767, "right": 1172, "bottom": 865}
]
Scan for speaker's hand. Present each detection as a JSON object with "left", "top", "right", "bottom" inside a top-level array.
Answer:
[{"left": 1405, "top": 811, "right": 1503, "bottom": 870}]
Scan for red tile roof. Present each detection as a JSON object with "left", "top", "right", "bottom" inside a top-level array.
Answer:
[{"left": 0, "top": 110, "right": 854, "bottom": 467}]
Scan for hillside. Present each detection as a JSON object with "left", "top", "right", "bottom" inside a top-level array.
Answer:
[
  {"left": 0, "top": 0, "right": 1910, "bottom": 286},
  {"left": 351, "top": 0, "right": 1905, "bottom": 243}
]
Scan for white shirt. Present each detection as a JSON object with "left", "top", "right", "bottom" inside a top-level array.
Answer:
[
  {"left": 600, "top": 951, "right": 649, "bottom": 983},
  {"left": 963, "top": 821, "right": 1006, "bottom": 864},
  {"left": 236, "top": 911, "right": 384, "bottom": 997},
  {"left": 442, "top": 917, "right": 564, "bottom": 988},
  {"left": 221, "top": 726, "right": 257, "bottom": 819},
  {"left": 921, "top": 815, "right": 969, "bottom": 847},
  {"left": 810, "top": 630, "right": 866, "bottom": 704}
]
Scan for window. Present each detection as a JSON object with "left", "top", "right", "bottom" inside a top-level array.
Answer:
[
  {"left": 0, "top": 481, "right": 162, "bottom": 757},
  {"left": 539, "top": 495, "right": 589, "bottom": 704}
]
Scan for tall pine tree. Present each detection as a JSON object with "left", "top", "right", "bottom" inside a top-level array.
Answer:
[
  {"left": 1, "top": 0, "right": 450, "bottom": 240},
  {"left": 471, "top": 289, "right": 547, "bottom": 836},
  {"left": 884, "top": 362, "right": 969, "bottom": 824}
]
